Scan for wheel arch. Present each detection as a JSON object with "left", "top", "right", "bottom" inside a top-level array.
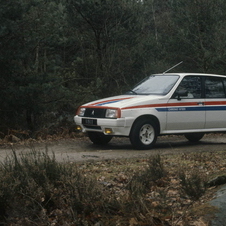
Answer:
[{"left": 130, "top": 115, "right": 160, "bottom": 136}]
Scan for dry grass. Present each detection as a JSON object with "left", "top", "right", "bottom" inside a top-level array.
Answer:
[{"left": 0, "top": 149, "right": 226, "bottom": 225}]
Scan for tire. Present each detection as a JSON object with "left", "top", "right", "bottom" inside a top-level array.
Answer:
[
  {"left": 184, "top": 133, "right": 204, "bottom": 142},
  {"left": 87, "top": 132, "right": 112, "bottom": 145},
  {"left": 130, "top": 119, "right": 158, "bottom": 150}
]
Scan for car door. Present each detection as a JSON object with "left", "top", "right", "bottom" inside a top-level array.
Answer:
[
  {"left": 204, "top": 76, "right": 226, "bottom": 129},
  {"left": 166, "top": 76, "right": 206, "bottom": 131}
]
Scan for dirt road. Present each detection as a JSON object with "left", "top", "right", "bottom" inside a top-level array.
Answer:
[{"left": 1, "top": 133, "right": 226, "bottom": 162}]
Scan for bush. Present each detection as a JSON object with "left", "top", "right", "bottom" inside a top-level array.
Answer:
[
  {"left": 179, "top": 170, "right": 207, "bottom": 200},
  {"left": 0, "top": 148, "right": 119, "bottom": 225},
  {"left": 127, "top": 155, "right": 167, "bottom": 196},
  {"left": 124, "top": 155, "right": 168, "bottom": 220},
  {"left": 0, "top": 150, "right": 210, "bottom": 225}
]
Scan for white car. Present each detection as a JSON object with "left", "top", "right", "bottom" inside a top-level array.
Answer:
[{"left": 74, "top": 73, "right": 226, "bottom": 149}]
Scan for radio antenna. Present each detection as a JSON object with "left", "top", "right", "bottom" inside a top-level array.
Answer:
[{"left": 163, "top": 61, "right": 183, "bottom": 74}]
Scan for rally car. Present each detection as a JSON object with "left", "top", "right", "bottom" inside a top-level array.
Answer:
[{"left": 74, "top": 73, "right": 226, "bottom": 149}]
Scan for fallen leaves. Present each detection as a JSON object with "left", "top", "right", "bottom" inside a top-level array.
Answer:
[{"left": 76, "top": 151, "right": 226, "bottom": 225}]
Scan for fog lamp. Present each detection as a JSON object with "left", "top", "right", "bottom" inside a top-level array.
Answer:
[
  {"left": 76, "top": 125, "right": 82, "bottom": 131},
  {"left": 105, "top": 128, "right": 113, "bottom": 134}
]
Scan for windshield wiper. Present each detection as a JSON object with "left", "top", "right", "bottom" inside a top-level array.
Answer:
[{"left": 128, "top": 89, "right": 137, "bottom": 95}]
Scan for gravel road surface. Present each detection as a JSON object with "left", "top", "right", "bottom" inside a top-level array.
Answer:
[{"left": 0, "top": 133, "right": 226, "bottom": 163}]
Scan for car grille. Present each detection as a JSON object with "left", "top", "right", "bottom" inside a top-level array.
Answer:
[{"left": 84, "top": 108, "right": 106, "bottom": 118}]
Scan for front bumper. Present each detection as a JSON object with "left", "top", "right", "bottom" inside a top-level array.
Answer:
[{"left": 74, "top": 115, "right": 134, "bottom": 136}]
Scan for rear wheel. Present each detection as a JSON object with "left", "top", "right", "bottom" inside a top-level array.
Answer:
[
  {"left": 130, "top": 119, "right": 158, "bottom": 150},
  {"left": 184, "top": 133, "right": 204, "bottom": 142},
  {"left": 87, "top": 131, "right": 112, "bottom": 145}
]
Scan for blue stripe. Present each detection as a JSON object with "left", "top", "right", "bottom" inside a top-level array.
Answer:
[
  {"left": 96, "top": 100, "right": 120, "bottom": 106},
  {"left": 156, "top": 106, "right": 226, "bottom": 112},
  {"left": 206, "top": 106, "right": 226, "bottom": 111}
]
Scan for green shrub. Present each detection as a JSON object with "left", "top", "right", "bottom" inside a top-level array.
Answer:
[
  {"left": 127, "top": 155, "right": 167, "bottom": 196},
  {"left": 0, "top": 148, "right": 119, "bottom": 225},
  {"left": 179, "top": 170, "right": 207, "bottom": 200},
  {"left": 124, "top": 155, "right": 168, "bottom": 220}
]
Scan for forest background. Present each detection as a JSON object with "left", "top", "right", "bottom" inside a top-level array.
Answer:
[{"left": 1, "top": 0, "right": 226, "bottom": 137}]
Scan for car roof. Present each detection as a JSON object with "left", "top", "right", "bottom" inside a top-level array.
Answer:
[{"left": 153, "top": 73, "right": 226, "bottom": 78}]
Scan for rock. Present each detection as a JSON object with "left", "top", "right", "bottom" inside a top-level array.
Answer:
[
  {"left": 207, "top": 175, "right": 226, "bottom": 187},
  {"left": 209, "top": 184, "right": 226, "bottom": 226}
]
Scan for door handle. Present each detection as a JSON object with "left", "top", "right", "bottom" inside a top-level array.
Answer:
[{"left": 197, "top": 102, "right": 204, "bottom": 105}]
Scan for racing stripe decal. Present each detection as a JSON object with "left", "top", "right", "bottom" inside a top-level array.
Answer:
[
  {"left": 205, "top": 101, "right": 226, "bottom": 106},
  {"left": 84, "top": 100, "right": 226, "bottom": 112},
  {"left": 121, "top": 101, "right": 226, "bottom": 112},
  {"left": 121, "top": 102, "right": 196, "bottom": 110},
  {"left": 205, "top": 106, "right": 226, "bottom": 111},
  {"left": 158, "top": 105, "right": 226, "bottom": 112},
  {"left": 156, "top": 106, "right": 206, "bottom": 112},
  {"left": 89, "top": 97, "right": 134, "bottom": 106}
]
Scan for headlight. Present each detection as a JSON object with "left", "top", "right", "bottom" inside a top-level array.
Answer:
[
  {"left": 105, "top": 109, "right": 119, "bottom": 118},
  {"left": 77, "top": 107, "right": 86, "bottom": 117}
]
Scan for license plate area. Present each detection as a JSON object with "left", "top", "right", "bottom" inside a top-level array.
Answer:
[{"left": 82, "top": 118, "right": 97, "bottom": 126}]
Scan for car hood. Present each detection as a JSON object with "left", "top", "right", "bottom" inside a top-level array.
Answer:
[{"left": 82, "top": 95, "right": 165, "bottom": 109}]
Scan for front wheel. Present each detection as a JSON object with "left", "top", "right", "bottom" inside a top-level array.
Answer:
[
  {"left": 184, "top": 133, "right": 205, "bottom": 142},
  {"left": 130, "top": 119, "right": 158, "bottom": 150},
  {"left": 87, "top": 132, "right": 112, "bottom": 145}
]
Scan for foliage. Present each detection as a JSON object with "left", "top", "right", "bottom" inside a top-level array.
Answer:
[
  {"left": 124, "top": 155, "right": 168, "bottom": 222},
  {"left": 169, "top": 0, "right": 226, "bottom": 73},
  {"left": 2, "top": 0, "right": 226, "bottom": 133},
  {"left": 179, "top": 169, "right": 207, "bottom": 200},
  {"left": 0, "top": 149, "right": 223, "bottom": 225},
  {"left": 0, "top": 149, "right": 118, "bottom": 225},
  {"left": 126, "top": 155, "right": 167, "bottom": 196}
]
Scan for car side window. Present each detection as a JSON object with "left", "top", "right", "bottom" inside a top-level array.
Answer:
[
  {"left": 205, "top": 77, "right": 225, "bottom": 98},
  {"left": 172, "top": 76, "right": 201, "bottom": 99}
]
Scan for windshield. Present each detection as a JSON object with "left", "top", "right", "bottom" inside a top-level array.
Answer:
[{"left": 128, "top": 75, "right": 179, "bottom": 95}]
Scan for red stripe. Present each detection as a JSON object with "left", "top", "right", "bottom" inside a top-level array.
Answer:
[
  {"left": 121, "top": 102, "right": 197, "bottom": 110},
  {"left": 122, "top": 101, "right": 226, "bottom": 110},
  {"left": 77, "top": 101, "right": 226, "bottom": 116},
  {"left": 205, "top": 101, "right": 226, "bottom": 106},
  {"left": 89, "top": 97, "right": 134, "bottom": 106}
]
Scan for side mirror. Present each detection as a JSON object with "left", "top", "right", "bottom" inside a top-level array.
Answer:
[{"left": 175, "top": 90, "right": 188, "bottom": 100}]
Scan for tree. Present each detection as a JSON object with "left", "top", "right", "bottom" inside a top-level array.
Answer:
[
  {"left": 0, "top": 0, "right": 70, "bottom": 133},
  {"left": 168, "top": 0, "right": 226, "bottom": 73},
  {"left": 65, "top": 0, "right": 159, "bottom": 98},
  {"left": 2, "top": 0, "right": 226, "bottom": 135}
]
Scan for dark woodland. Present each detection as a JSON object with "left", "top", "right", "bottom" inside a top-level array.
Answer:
[{"left": 1, "top": 0, "right": 226, "bottom": 135}]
